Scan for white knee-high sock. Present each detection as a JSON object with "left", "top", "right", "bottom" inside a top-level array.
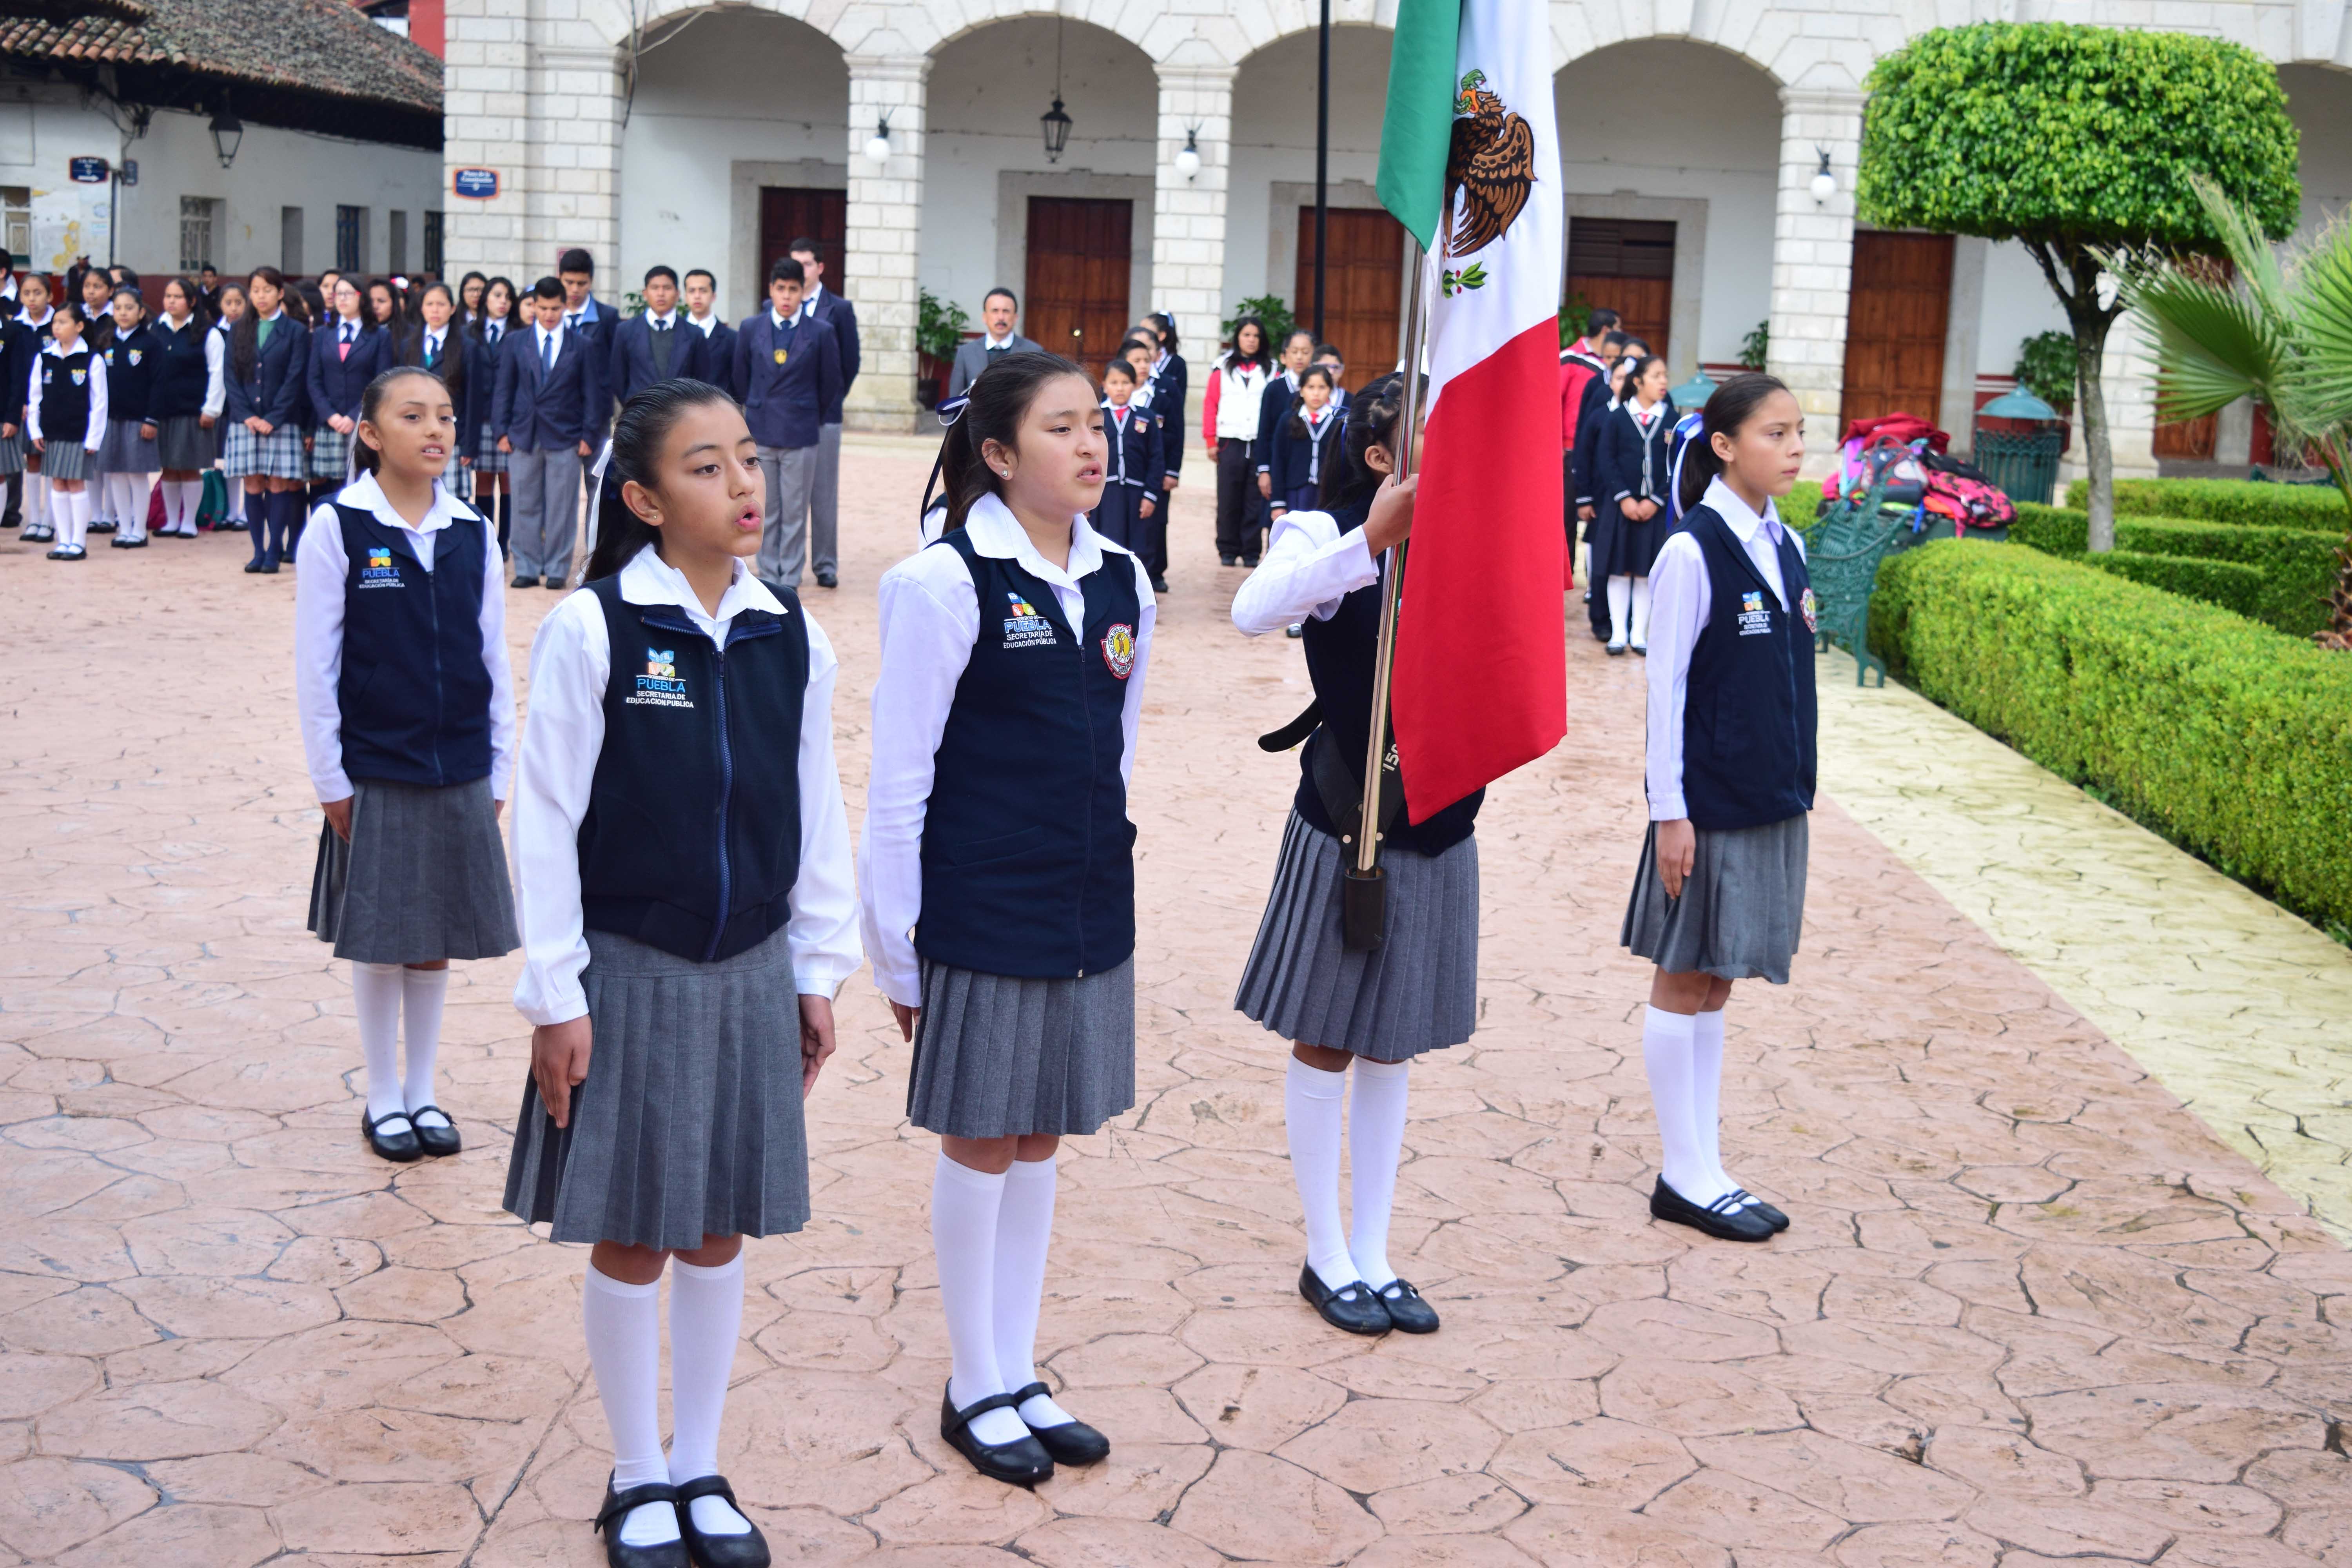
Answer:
[
  {"left": 60, "top": 488, "right": 90, "bottom": 550},
  {"left": 1347, "top": 1058, "right": 1411, "bottom": 1290},
  {"left": 1692, "top": 1007, "right": 1735, "bottom": 1193},
  {"left": 178, "top": 479, "right": 202, "bottom": 533},
  {"left": 397, "top": 966, "right": 448, "bottom": 1129},
  {"left": 1630, "top": 574, "right": 1654, "bottom": 646},
  {"left": 228, "top": 482, "right": 247, "bottom": 522},
  {"left": 1607, "top": 574, "right": 1633, "bottom": 645},
  {"left": 583, "top": 1265, "right": 678, "bottom": 1548},
  {"left": 666, "top": 1254, "right": 752, "bottom": 1537},
  {"left": 1643, "top": 1005, "right": 1731, "bottom": 1205},
  {"left": 24, "top": 472, "right": 44, "bottom": 532},
  {"left": 994, "top": 1156, "right": 1072, "bottom": 1430},
  {"left": 1285, "top": 1057, "right": 1356, "bottom": 1290},
  {"left": 125, "top": 473, "right": 153, "bottom": 540},
  {"left": 353, "top": 962, "right": 408, "bottom": 1131},
  {"left": 158, "top": 479, "right": 183, "bottom": 532},
  {"left": 104, "top": 474, "right": 128, "bottom": 536},
  {"left": 932, "top": 1154, "right": 1025, "bottom": 1445}
]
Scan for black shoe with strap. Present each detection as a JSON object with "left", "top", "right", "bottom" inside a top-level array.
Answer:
[
  {"left": 1008, "top": 1381, "right": 1109, "bottom": 1466},
  {"left": 672, "top": 1474, "right": 769, "bottom": 1568},
  {"left": 1373, "top": 1278, "right": 1440, "bottom": 1334},
  {"left": 938, "top": 1383, "right": 1053, "bottom": 1487},
  {"left": 361, "top": 1108, "right": 424, "bottom": 1163},
  {"left": 1729, "top": 1189, "right": 1790, "bottom": 1232},
  {"left": 406, "top": 1105, "right": 461, "bottom": 1158},
  {"left": 1299, "top": 1263, "right": 1391, "bottom": 1335},
  {"left": 1650, "top": 1177, "right": 1777, "bottom": 1242},
  {"left": 593, "top": 1477, "right": 690, "bottom": 1568}
]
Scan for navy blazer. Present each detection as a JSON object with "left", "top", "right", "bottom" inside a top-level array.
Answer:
[
  {"left": 1148, "top": 352, "right": 1188, "bottom": 475},
  {"left": 563, "top": 296, "right": 615, "bottom": 351},
  {"left": 1570, "top": 375, "right": 1615, "bottom": 508},
  {"left": 688, "top": 317, "right": 738, "bottom": 396},
  {"left": 395, "top": 325, "right": 479, "bottom": 461},
  {"left": 309, "top": 319, "right": 392, "bottom": 425},
  {"left": 801, "top": 286, "right": 860, "bottom": 411},
  {"left": 1267, "top": 404, "right": 1344, "bottom": 498},
  {"left": 606, "top": 312, "right": 713, "bottom": 405},
  {"left": 731, "top": 309, "right": 842, "bottom": 451},
  {"left": 224, "top": 312, "right": 310, "bottom": 430},
  {"left": 1255, "top": 370, "right": 1306, "bottom": 472},
  {"left": 1100, "top": 403, "right": 1165, "bottom": 495},
  {"left": 492, "top": 323, "right": 606, "bottom": 452}
]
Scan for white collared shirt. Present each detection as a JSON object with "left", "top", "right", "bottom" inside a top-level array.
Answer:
[
  {"left": 643, "top": 309, "right": 678, "bottom": 332},
  {"left": 857, "top": 494, "right": 1157, "bottom": 1007},
  {"left": 799, "top": 283, "right": 824, "bottom": 318},
  {"left": 534, "top": 321, "right": 563, "bottom": 368},
  {"left": 770, "top": 308, "right": 797, "bottom": 334},
  {"left": 26, "top": 337, "right": 108, "bottom": 448},
  {"left": 512, "top": 544, "right": 860, "bottom": 1024},
  {"left": 1644, "top": 476, "right": 1807, "bottom": 821},
  {"left": 292, "top": 472, "right": 517, "bottom": 805},
  {"left": 983, "top": 331, "right": 1015, "bottom": 351},
  {"left": 688, "top": 311, "right": 721, "bottom": 338},
  {"left": 422, "top": 325, "right": 446, "bottom": 359},
  {"left": 1230, "top": 505, "right": 1379, "bottom": 636}
]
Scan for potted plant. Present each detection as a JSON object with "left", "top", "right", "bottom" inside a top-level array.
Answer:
[{"left": 916, "top": 289, "right": 968, "bottom": 408}]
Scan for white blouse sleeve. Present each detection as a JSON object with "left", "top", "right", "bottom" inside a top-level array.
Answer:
[
  {"left": 1642, "top": 531, "right": 1710, "bottom": 822},
  {"left": 1121, "top": 553, "right": 1157, "bottom": 790},
  {"left": 202, "top": 329, "right": 227, "bottom": 417},
  {"left": 292, "top": 507, "right": 354, "bottom": 800},
  {"left": 511, "top": 590, "right": 612, "bottom": 1027},
  {"left": 1229, "top": 508, "right": 1378, "bottom": 635},
  {"left": 786, "top": 612, "right": 862, "bottom": 996},
  {"left": 478, "top": 521, "right": 517, "bottom": 800},
  {"left": 24, "top": 353, "right": 40, "bottom": 444}
]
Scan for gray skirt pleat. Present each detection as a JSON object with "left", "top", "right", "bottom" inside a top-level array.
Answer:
[
  {"left": 907, "top": 958, "right": 1136, "bottom": 1139},
  {"left": 1234, "top": 811, "right": 1479, "bottom": 1061},
  {"left": 503, "top": 927, "right": 811, "bottom": 1249},
  {"left": 0, "top": 428, "right": 26, "bottom": 474},
  {"left": 99, "top": 417, "right": 158, "bottom": 473},
  {"left": 1621, "top": 813, "right": 1809, "bottom": 984},
  {"left": 155, "top": 415, "right": 212, "bottom": 470},
  {"left": 42, "top": 443, "right": 88, "bottom": 482},
  {"left": 308, "top": 775, "right": 520, "bottom": 964}
]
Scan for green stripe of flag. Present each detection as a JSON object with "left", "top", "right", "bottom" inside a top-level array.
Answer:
[{"left": 1376, "top": 0, "right": 1462, "bottom": 254}]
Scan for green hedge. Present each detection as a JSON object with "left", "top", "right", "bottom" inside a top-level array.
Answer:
[
  {"left": 2009, "top": 504, "right": 2340, "bottom": 636},
  {"left": 2063, "top": 476, "right": 2348, "bottom": 531},
  {"left": 2086, "top": 550, "right": 2269, "bottom": 620},
  {"left": 1868, "top": 541, "right": 2352, "bottom": 933}
]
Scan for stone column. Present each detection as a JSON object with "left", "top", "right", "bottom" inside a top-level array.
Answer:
[
  {"left": 526, "top": 40, "right": 624, "bottom": 282},
  {"left": 1764, "top": 83, "right": 1864, "bottom": 474},
  {"left": 842, "top": 54, "right": 929, "bottom": 435},
  {"left": 1149, "top": 63, "right": 1236, "bottom": 430},
  {"left": 440, "top": 0, "right": 530, "bottom": 280}
]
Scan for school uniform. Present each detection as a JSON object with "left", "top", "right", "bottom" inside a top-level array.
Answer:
[
  {"left": 801, "top": 282, "right": 858, "bottom": 584},
  {"left": 93, "top": 323, "right": 160, "bottom": 544},
  {"left": 76, "top": 316, "right": 114, "bottom": 517},
  {"left": 147, "top": 314, "right": 213, "bottom": 470},
  {"left": 1572, "top": 374, "right": 1617, "bottom": 640},
  {"left": 604, "top": 306, "right": 710, "bottom": 406},
  {"left": 468, "top": 317, "right": 514, "bottom": 477},
  {"left": 493, "top": 318, "right": 605, "bottom": 586},
  {"left": 732, "top": 305, "right": 843, "bottom": 588},
  {"left": 1265, "top": 402, "right": 1341, "bottom": 516},
  {"left": 1622, "top": 476, "right": 1815, "bottom": 985},
  {"left": 1202, "top": 355, "right": 1273, "bottom": 564},
  {"left": 296, "top": 472, "right": 520, "bottom": 964},
  {"left": 308, "top": 318, "right": 391, "bottom": 479},
  {"left": 1590, "top": 396, "right": 1677, "bottom": 581},
  {"left": 504, "top": 543, "right": 859, "bottom": 1247},
  {"left": 859, "top": 494, "right": 1155, "bottom": 1138},
  {"left": 561, "top": 294, "right": 614, "bottom": 354},
  {"left": 1149, "top": 349, "right": 1188, "bottom": 486},
  {"left": 1254, "top": 368, "right": 1304, "bottom": 485},
  {"left": 1088, "top": 399, "right": 1165, "bottom": 557},
  {"left": 0, "top": 312, "right": 34, "bottom": 479},
  {"left": 223, "top": 309, "right": 312, "bottom": 480},
  {"left": 686, "top": 310, "right": 738, "bottom": 396},
  {"left": 395, "top": 322, "right": 477, "bottom": 492},
  {"left": 29, "top": 338, "right": 105, "bottom": 484}
]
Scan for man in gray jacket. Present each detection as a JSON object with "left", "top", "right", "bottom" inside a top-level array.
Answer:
[{"left": 946, "top": 287, "right": 1045, "bottom": 397}]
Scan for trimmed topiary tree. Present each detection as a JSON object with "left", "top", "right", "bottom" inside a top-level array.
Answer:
[{"left": 1857, "top": 22, "right": 2300, "bottom": 552}]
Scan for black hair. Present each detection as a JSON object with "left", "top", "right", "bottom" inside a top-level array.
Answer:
[
  {"left": 1584, "top": 307, "right": 1621, "bottom": 337},
  {"left": 110, "top": 284, "right": 145, "bottom": 314},
  {"left": 938, "top": 350, "right": 1089, "bottom": 529},
  {"left": 231, "top": 266, "right": 289, "bottom": 379},
  {"left": 767, "top": 256, "right": 805, "bottom": 288},
  {"left": 1285, "top": 365, "right": 1338, "bottom": 441},
  {"left": 114, "top": 265, "right": 140, "bottom": 287},
  {"left": 1117, "top": 336, "right": 1154, "bottom": 358},
  {"left": 351, "top": 365, "right": 452, "bottom": 478},
  {"left": 584, "top": 378, "right": 744, "bottom": 584},
  {"left": 410, "top": 282, "right": 466, "bottom": 386},
  {"left": 53, "top": 299, "right": 87, "bottom": 327},
  {"left": 1622, "top": 353, "right": 1668, "bottom": 402},
  {"left": 1102, "top": 356, "right": 1136, "bottom": 383},
  {"left": 159, "top": 274, "right": 204, "bottom": 325},
  {"left": 458, "top": 269, "right": 488, "bottom": 303},
  {"left": 642, "top": 264, "right": 678, "bottom": 287},
  {"left": 683, "top": 268, "right": 716, "bottom": 289},
  {"left": 1599, "top": 330, "right": 1630, "bottom": 353},
  {"left": 1145, "top": 311, "right": 1178, "bottom": 353},
  {"left": 1225, "top": 314, "right": 1272, "bottom": 370},
  {"left": 1315, "top": 342, "right": 1343, "bottom": 362},
  {"left": 787, "top": 236, "right": 823, "bottom": 261},
  {"left": 1282, "top": 328, "right": 1316, "bottom": 354},
  {"left": 477, "top": 275, "right": 523, "bottom": 335},
  {"left": 531, "top": 275, "right": 564, "bottom": 302},
  {"left": 200, "top": 262, "right": 218, "bottom": 276},
  {"left": 984, "top": 286, "right": 1018, "bottom": 310},
  {"left": 558, "top": 247, "right": 594, "bottom": 276},
  {"left": 1327, "top": 370, "right": 1407, "bottom": 513},
  {"left": 1676, "top": 371, "right": 1793, "bottom": 514}
]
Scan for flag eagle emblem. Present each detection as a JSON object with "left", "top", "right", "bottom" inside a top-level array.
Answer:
[{"left": 1443, "top": 69, "right": 1535, "bottom": 259}]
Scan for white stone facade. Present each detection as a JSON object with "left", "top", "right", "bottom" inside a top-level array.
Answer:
[{"left": 445, "top": 0, "right": 2352, "bottom": 449}]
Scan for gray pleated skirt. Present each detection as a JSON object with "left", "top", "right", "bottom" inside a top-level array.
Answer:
[
  {"left": 907, "top": 958, "right": 1136, "bottom": 1139},
  {"left": 0, "top": 428, "right": 25, "bottom": 474},
  {"left": 1621, "top": 813, "right": 1809, "bottom": 984},
  {"left": 155, "top": 415, "right": 212, "bottom": 470},
  {"left": 503, "top": 927, "right": 811, "bottom": 1249},
  {"left": 307, "top": 775, "right": 520, "bottom": 964},
  {"left": 1235, "top": 812, "right": 1480, "bottom": 1061},
  {"left": 99, "top": 417, "right": 158, "bottom": 473},
  {"left": 42, "top": 443, "right": 88, "bottom": 482}
]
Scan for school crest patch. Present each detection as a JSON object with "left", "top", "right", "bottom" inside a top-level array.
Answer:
[
  {"left": 69, "top": 368, "right": 85, "bottom": 387},
  {"left": 1101, "top": 622, "right": 1136, "bottom": 679},
  {"left": 127, "top": 349, "right": 142, "bottom": 366},
  {"left": 628, "top": 647, "right": 693, "bottom": 709},
  {"left": 772, "top": 347, "right": 788, "bottom": 365},
  {"left": 1799, "top": 587, "right": 1818, "bottom": 635},
  {"left": 358, "top": 545, "right": 403, "bottom": 589}
]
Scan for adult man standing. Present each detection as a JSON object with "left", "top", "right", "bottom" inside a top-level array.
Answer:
[
  {"left": 789, "top": 237, "right": 858, "bottom": 589},
  {"left": 732, "top": 257, "right": 842, "bottom": 588},
  {"left": 493, "top": 276, "right": 606, "bottom": 589},
  {"left": 946, "top": 287, "right": 1042, "bottom": 398}
]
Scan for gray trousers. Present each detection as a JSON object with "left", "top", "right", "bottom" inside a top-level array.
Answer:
[
  {"left": 807, "top": 422, "right": 841, "bottom": 579},
  {"left": 756, "top": 444, "right": 816, "bottom": 586},
  {"left": 510, "top": 445, "right": 583, "bottom": 583}
]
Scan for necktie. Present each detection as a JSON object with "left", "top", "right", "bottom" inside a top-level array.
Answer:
[
  {"left": 568, "top": 312, "right": 582, "bottom": 332},
  {"left": 541, "top": 330, "right": 554, "bottom": 375},
  {"left": 339, "top": 323, "right": 352, "bottom": 362},
  {"left": 425, "top": 334, "right": 439, "bottom": 368}
]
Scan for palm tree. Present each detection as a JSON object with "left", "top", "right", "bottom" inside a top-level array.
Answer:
[{"left": 2109, "top": 177, "right": 2352, "bottom": 648}]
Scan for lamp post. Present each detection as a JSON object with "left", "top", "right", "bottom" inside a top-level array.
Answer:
[
  {"left": 1041, "top": 17, "right": 1071, "bottom": 164},
  {"left": 209, "top": 98, "right": 243, "bottom": 169}
]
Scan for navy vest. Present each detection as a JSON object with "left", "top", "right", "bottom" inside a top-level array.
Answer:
[
  {"left": 147, "top": 318, "right": 210, "bottom": 419},
  {"left": 102, "top": 325, "right": 157, "bottom": 423},
  {"left": 1679, "top": 504, "right": 1818, "bottom": 831},
  {"left": 37, "top": 345, "right": 95, "bottom": 445},
  {"left": 1297, "top": 496, "right": 1481, "bottom": 856},
  {"left": 917, "top": 529, "right": 1140, "bottom": 978},
  {"left": 577, "top": 574, "right": 808, "bottom": 964},
  {"left": 334, "top": 502, "right": 495, "bottom": 789}
]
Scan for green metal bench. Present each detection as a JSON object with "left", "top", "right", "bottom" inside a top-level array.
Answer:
[{"left": 1802, "top": 475, "right": 1906, "bottom": 687}]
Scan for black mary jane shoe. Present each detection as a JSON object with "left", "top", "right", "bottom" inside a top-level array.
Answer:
[
  {"left": 1650, "top": 1178, "right": 1777, "bottom": 1243},
  {"left": 939, "top": 1384, "right": 1053, "bottom": 1488},
  {"left": 672, "top": 1474, "right": 769, "bottom": 1568},
  {"left": 361, "top": 1108, "right": 425, "bottom": 1163},
  {"left": 1008, "top": 1381, "right": 1109, "bottom": 1466},
  {"left": 1374, "top": 1278, "right": 1441, "bottom": 1335},
  {"left": 593, "top": 1477, "right": 691, "bottom": 1568},
  {"left": 406, "top": 1105, "right": 461, "bottom": 1158},
  {"left": 1299, "top": 1263, "right": 1391, "bottom": 1336},
  {"left": 1730, "top": 1189, "right": 1791, "bottom": 1232}
]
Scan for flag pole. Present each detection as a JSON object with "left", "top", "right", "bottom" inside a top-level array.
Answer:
[{"left": 1341, "top": 232, "right": 1432, "bottom": 947}]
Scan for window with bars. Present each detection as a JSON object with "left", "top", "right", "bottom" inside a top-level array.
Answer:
[
  {"left": 423, "top": 211, "right": 444, "bottom": 278},
  {"left": 336, "top": 205, "right": 365, "bottom": 272},
  {"left": 179, "top": 196, "right": 220, "bottom": 273}
]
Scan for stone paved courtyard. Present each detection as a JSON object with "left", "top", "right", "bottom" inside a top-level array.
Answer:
[{"left": 2, "top": 441, "right": 2350, "bottom": 1567}]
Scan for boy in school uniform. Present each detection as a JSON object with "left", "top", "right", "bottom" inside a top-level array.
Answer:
[
  {"left": 788, "top": 238, "right": 858, "bottom": 590},
  {"left": 557, "top": 248, "right": 613, "bottom": 354},
  {"left": 681, "top": 269, "right": 738, "bottom": 397},
  {"left": 606, "top": 265, "right": 711, "bottom": 404},
  {"left": 493, "top": 276, "right": 606, "bottom": 590},
  {"left": 731, "top": 256, "right": 842, "bottom": 589}
]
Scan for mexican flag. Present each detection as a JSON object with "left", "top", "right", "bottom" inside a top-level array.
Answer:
[{"left": 1377, "top": 0, "right": 1566, "bottom": 822}]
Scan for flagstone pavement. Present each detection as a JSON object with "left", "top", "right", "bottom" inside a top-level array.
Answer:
[{"left": 2, "top": 440, "right": 2349, "bottom": 1568}]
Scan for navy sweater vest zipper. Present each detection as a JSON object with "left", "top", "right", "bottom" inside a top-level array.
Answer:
[
  {"left": 334, "top": 504, "right": 494, "bottom": 788},
  {"left": 1678, "top": 505, "right": 1818, "bottom": 831}
]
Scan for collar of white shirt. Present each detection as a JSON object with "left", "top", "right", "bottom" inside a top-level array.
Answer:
[
  {"left": 621, "top": 540, "right": 785, "bottom": 626},
  {"left": 801, "top": 283, "right": 824, "bottom": 309},
  {"left": 688, "top": 312, "right": 719, "bottom": 335},
  {"left": 771, "top": 309, "right": 797, "bottom": 333},
  {"left": 645, "top": 310, "right": 677, "bottom": 330},
  {"left": 41, "top": 338, "right": 73, "bottom": 358},
  {"left": 338, "top": 470, "right": 466, "bottom": 535},
  {"left": 1701, "top": 475, "right": 1782, "bottom": 544},
  {"left": 538, "top": 322, "right": 561, "bottom": 346},
  {"left": 20, "top": 307, "right": 51, "bottom": 327},
  {"left": 984, "top": 332, "right": 1015, "bottom": 351},
  {"left": 963, "top": 492, "right": 1107, "bottom": 587}
]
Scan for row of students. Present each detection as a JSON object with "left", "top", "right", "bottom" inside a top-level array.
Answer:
[
  {"left": 1590, "top": 353, "right": 1678, "bottom": 654},
  {"left": 1200, "top": 323, "right": 1351, "bottom": 568}
]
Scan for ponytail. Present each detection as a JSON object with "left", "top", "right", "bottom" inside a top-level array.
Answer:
[
  {"left": 938, "top": 350, "right": 1090, "bottom": 530},
  {"left": 582, "top": 377, "right": 742, "bottom": 584},
  {"left": 1675, "top": 371, "right": 1791, "bottom": 515}
]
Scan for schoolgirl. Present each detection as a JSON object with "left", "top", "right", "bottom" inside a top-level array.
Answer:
[
  {"left": 397, "top": 283, "right": 475, "bottom": 501},
  {"left": 15, "top": 276, "right": 58, "bottom": 543},
  {"left": 27, "top": 301, "right": 107, "bottom": 560},
  {"left": 367, "top": 278, "right": 406, "bottom": 336},
  {"left": 1232, "top": 372, "right": 1466, "bottom": 1338},
  {"left": 1570, "top": 332, "right": 1637, "bottom": 641},
  {"left": 296, "top": 366, "right": 518, "bottom": 1169},
  {"left": 1264, "top": 365, "right": 1341, "bottom": 521},
  {"left": 1110, "top": 341, "right": 1174, "bottom": 593},
  {"left": 97, "top": 287, "right": 159, "bottom": 548},
  {"left": 1590, "top": 353, "right": 1676, "bottom": 654},
  {"left": 860, "top": 351, "right": 1153, "bottom": 1489},
  {"left": 1202, "top": 316, "right": 1272, "bottom": 567},
  {"left": 457, "top": 271, "right": 489, "bottom": 332},
  {"left": 204, "top": 283, "right": 247, "bottom": 532},
  {"left": 310, "top": 277, "right": 392, "bottom": 486},
  {"left": 1089, "top": 356, "right": 1164, "bottom": 558},
  {"left": 0, "top": 273, "right": 38, "bottom": 534},
  {"left": 505, "top": 379, "right": 858, "bottom": 1568},
  {"left": 1622, "top": 372, "right": 1813, "bottom": 1245},
  {"left": 1143, "top": 311, "right": 1187, "bottom": 504},
  {"left": 468, "top": 276, "right": 522, "bottom": 555},
  {"left": 149, "top": 277, "right": 214, "bottom": 538},
  {"left": 74, "top": 268, "right": 116, "bottom": 534},
  {"left": 224, "top": 267, "right": 314, "bottom": 573},
  {"left": 1254, "top": 330, "right": 1317, "bottom": 508}
]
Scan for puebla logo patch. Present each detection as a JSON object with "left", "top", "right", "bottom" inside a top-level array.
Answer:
[
  {"left": 628, "top": 646, "right": 693, "bottom": 709},
  {"left": 1003, "top": 590, "right": 1056, "bottom": 650},
  {"left": 1102, "top": 622, "right": 1136, "bottom": 679},
  {"left": 358, "top": 545, "right": 403, "bottom": 589}
]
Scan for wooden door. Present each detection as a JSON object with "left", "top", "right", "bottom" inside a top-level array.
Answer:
[
  {"left": 1296, "top": 206, "right": 1404, "bottom": 389},
  {"left": 1025, "top": 197, "right": 1132, "bottom": 372},
  {"left": 1567, "top": 217, "right": 1674, "bottom": 360},
  {"left": 758, "top": 186, "right": 847, "bottom": 306},
  {"left": 1840, "top": 231, "right": 1953, "bottom": 433}
]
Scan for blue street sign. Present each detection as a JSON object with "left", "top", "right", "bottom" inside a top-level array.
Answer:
[
  {"left": 69, "top": 156, "right": 108, "bottom": 183},
  {"left": 452, "top": 168, "right": 499, "bottom": 200}
]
